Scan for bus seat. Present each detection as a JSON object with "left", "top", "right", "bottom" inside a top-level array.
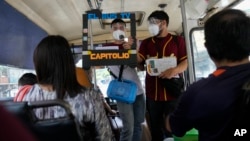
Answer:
[
  {"left": 1, "top": 100, "right": 83, "bottom": 141},
  {"left": 0, "top": 97, "right": 14, "bottom": 102},
  {"left": 1, "top": 101, "right": 33, "bottom": 125},
  {"left": 27, "top": 100, "right": 83, "bottom": 141}
]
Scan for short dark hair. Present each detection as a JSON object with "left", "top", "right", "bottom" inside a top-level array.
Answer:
[
  {"left": 18, "top": 73, "right": 37, "bottom": 86},
  {"left": 205, "top": 9, "right": 250, "bottom": 62},
  {"left": 33, "top": 35, "right": 83, "bottom": 98},
  {"left": 111, "top": 18, "right": 126, "bottom": 28},
  {"left": 148, "top": 10, "right": 169, "bottom": 25}
]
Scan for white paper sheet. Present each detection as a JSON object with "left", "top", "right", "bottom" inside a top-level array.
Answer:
[{"left": 146, "top": 57, "right": 177, "bottom": 76}]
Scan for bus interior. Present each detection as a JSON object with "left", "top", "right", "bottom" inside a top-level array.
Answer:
[
  {"left": 0, "top": 0, "right": 250, "bottom": 141},
  {"left": 1, "top": 0, "right": 249, "bottom": 98}
]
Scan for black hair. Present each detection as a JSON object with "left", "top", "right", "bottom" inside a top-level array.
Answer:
[
  {"left": 110, "top": 18, "right": 126, "bottom": 28},
  {"left": 18, "top": 73, "right": 37, "bottom": 86},
  {"left": 205, "top": 9, "right": 250, "bottom": 62},
  {"left": 148, "top": 10, "right": 169, "bottom": 25},
  {"left": 33, "top": 35, "right": 84, "bottom": 99}
]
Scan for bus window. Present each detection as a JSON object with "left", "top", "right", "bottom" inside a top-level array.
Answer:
[
  {"left": 94, "top": 67, "right": 112, "bottom": 97},
  {"left": 0, "top": 65, "right": 35, "bottom": 98},
  {"left": 190, "top": 28, "right": 216, "bottom": 81},
  {"left": 233, "top": 0, "right": 250, "bottom": 15}
]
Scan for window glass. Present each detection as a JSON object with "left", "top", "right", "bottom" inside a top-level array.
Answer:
[
  {"left": 0, "top": 65, "right": 35, "bottom": 98},
  {"left": 190, "top": 29, "right": 216, "bottom": 81}
]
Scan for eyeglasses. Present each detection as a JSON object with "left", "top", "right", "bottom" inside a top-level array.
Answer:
[{"left": 148, "top": 17, "right": 162, "bottom": 25}]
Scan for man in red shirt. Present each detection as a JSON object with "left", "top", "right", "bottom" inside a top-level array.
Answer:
[{"left": 137, "top": 10, "right": 187, "bottom": 141}]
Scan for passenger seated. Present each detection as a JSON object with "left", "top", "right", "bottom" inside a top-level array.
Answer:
[
  {"left": 18, "top": 73, "right": 37, "bottom": 87},
  {"left": 21, "top": 35, "right": 113, "bottom": 141},
  {"left": 166, "top": 9, "right": 250, "bottom": 141},
  {"left": 14, "top": 73, "right": 37, "bottom": 102}
]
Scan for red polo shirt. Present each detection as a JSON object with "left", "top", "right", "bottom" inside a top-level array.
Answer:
[{"left": 138, "top": 34, "right": 187, "bottom": 101}]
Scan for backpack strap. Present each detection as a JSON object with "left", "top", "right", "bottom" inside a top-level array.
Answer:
[
  {"left": 108, "top": 65, "right": 124, "bottom": 81},
  {"left": 108, "top": 68, "right": 118, "bottom": 79}
]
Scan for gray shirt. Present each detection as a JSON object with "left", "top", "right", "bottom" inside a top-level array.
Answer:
[{"left": 108, "top": 65, "right": 144, "bottom": 96}]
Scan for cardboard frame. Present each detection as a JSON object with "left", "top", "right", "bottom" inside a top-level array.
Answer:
[{"left": 82, "top": 11, "right": 137, "bottom": 69}]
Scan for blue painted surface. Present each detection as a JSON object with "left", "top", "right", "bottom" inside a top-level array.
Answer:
[{"left": 0, "top": 1, "right": 48, "bottom": 69}]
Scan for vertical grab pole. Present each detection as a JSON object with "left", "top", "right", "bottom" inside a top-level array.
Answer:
[
  {"left": 88, "top": 18, "right": 97, "bottom": 89},
  {"left": 180, "top": 0, "right": 195, "bottom": 84}
]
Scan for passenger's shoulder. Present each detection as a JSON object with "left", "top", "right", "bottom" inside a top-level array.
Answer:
[
  {"left": 23, "top": 84, "right": 47, "bottom": 101},
  {"left": 142, "top": 37, "right": 152, "bottom": 42},
  {"left": 76, "top": 87, "right": 101, "bottom": 99}
]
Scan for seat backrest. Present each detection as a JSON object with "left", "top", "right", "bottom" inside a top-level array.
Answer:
[
  {"left": 27, "top": 100, "right": 83, "bottom": 141},
  {"left": 0, "top": 97, "right": 14, "bottom": 102},
  {"left": 1, "top": 100, "right": 83, "bottom": 141},
  {"left": 1, "top": 101, "right": 34, "bottom": 125}
]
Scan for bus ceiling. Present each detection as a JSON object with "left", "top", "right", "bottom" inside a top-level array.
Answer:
[
  {"left": 0, "top": 0, "right": 249, "bottom": 69},
  {"left": 4, "top": 0, "right": 247, "bottom": 45}
]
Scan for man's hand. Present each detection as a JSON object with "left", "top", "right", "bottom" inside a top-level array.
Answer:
[
  {"left": 158, "top": 67, "right": 179, "bottom": 79},
  {"left": 158, "top": 59, "right": 188, "bottom": 79},
  {"left": 122, "top": 36, "right": 134, "bottom": 49}
]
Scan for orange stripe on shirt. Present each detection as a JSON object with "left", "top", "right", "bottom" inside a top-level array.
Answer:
[
  {"left": 179, "top": 56, "right": 187, "bottom": 62},
  {"left": 213, "top": 69, "right": 226, "bottom": 77},
  {"left": 138, "top": 53, "right": 146, "bottom": 61}
]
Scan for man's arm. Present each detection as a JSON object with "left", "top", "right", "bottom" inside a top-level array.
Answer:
[
  {"left": 137, "top": 52, "right": 144, "bottom": 64},
  {"left": 176, "top": 58, "right": 188, "bottom": 74},
  {"left": 159, "top": 58, "right": 188, "bottom": 79},
  {"left": 123, "top": 36, "right": 145, "bottom": 64},
  {"left": 136, "top": 41, "right": 146, "bottom": 71}
]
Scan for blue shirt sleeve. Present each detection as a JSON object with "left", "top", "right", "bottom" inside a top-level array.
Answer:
[{"left": 169, "top": 89, "right": 194, "bottom": 137}]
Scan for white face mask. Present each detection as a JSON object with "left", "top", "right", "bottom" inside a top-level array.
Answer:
[
  {"left": 112, "top": 30, "right": 126, "bottom": 40},
  {"left": 148, "top": 24, "right": 160, "bottom": 36}
]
